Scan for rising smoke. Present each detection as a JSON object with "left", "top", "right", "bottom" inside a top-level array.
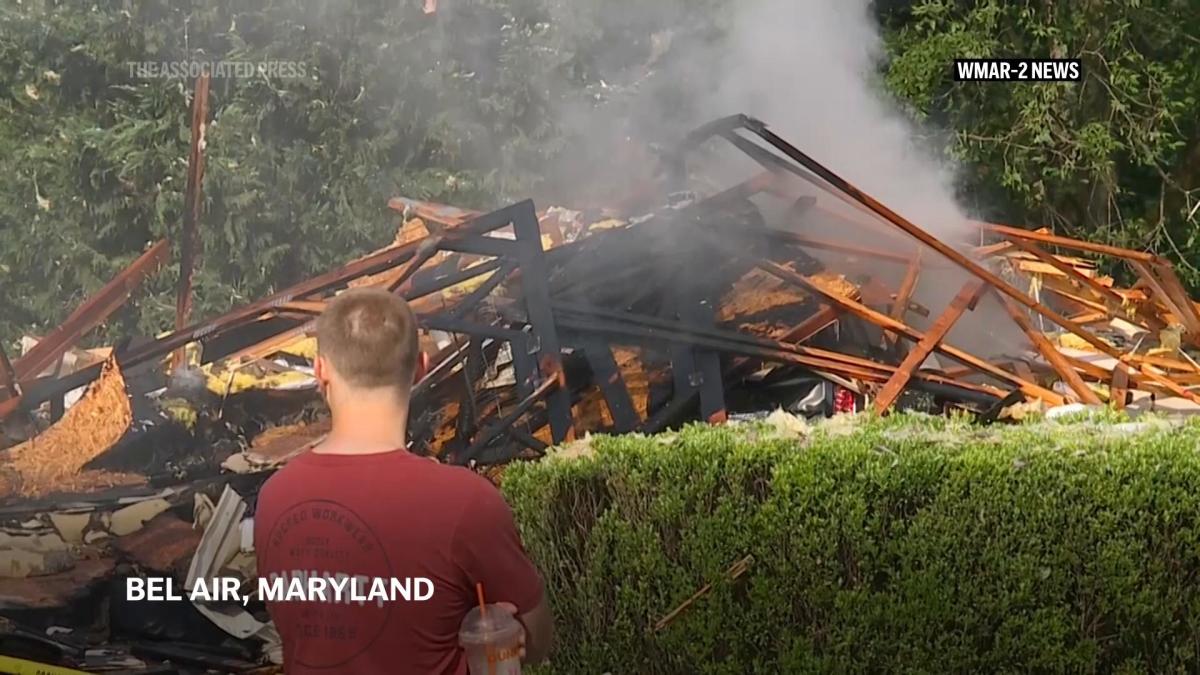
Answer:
[{"left": 537, "top": 0, "right": 1027, "bottom": 359}]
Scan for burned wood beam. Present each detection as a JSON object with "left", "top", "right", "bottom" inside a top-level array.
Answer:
[
  {"left": 173, "top": 71, "right": 211, "bottom": 370},
  {"left": 22, "top": 200, "right": 541, "bottom": 411},
  {"left": 1043, "top": 287, "right": 1111, "bottom": 318},
  {"left": 980, "top": 223, "right": 1159, "bottom": 264},
  {"left": 726, "top": 304, "right": 840, "bottom": 378},
  {"left": 14, "top": 240, "right": 170, "bottom": 383},
  {"left": 579, "top": 337, "right": 640, "bottom": 432},
  {"left": 458, "top": 375, "right": 560, "bottom": 464},
  {"left": 511, "top": 201, "right": 572, "bottom": 443},
  {"left": 1057, "top": 351, "right": 1188, "bottom": 401},
  {"left": 885, "top": 250, "right": 922, "bottom": 347},
  {"left": 740, "top": 118, "right": 1156, "bottom": 377},
  {"left": 406, "top": 258, "right": 504, "bottom": 302},
  {"left": 1129, "top": 352, "right": 1200, "bottom": 373},
  {"left": 873, "top": 280, "right": 986, "bottom": 414},
  {"left": 445, "top": 262, "right": 517, "bottom": 320},
  {"left": 453, "top": 337, "right": 487, "bottom": 446},
  {"left": 997, "top": 294, "right": 1100, "bottom": 405},
  {"left": 735, "top": 253, "right": 1064, "bottom": 405},
  {"left": 553, "top": 306, "right": 1008, "bottom": 399},
  {"left": 276, "top": 300, "right": 326, "bottom": 315},
  {"left": 386, "top": 233, "right": 446, "bottom": 293},
  {"left": 413, "top": 337, "right": 471, "bottom": 400},
  {"left": 223, "top": 320, "right": 315, "bottom": 364},
  {"left": 771, "top": 231, "right": 914, "bottom": 265},
  {"left": 1067, "top": 310, "right": 1111, "bottom": 325}
]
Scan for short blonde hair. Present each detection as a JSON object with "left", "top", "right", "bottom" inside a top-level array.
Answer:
[{"left": 315, "top": 288, "right": 419, "bottom": 391}]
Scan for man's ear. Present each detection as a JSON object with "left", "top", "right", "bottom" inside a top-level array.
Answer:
[{"left": 314, "top": 355, "right": 330, "bottom": 388}]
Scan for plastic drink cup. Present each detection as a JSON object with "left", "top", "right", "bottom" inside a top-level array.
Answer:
[{"left": 459, "top": 604, "right": 523, "bottom": 675}]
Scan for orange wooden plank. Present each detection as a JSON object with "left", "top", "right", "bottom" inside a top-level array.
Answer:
[
  {"left": 1131, "top": 261, "right": 1197, "bottom": 334},
  {"left": 1003, "top": 236, "right": 1163, "bottom": 331},
  {"left": 747, "top": 256, "right": 1065, "bottom": 405},
  {"left": 885, "top": 250, "right": 922, "bottom": 346},
  {"left": 873, "top": 280, "right": 987, "bottom": 414},
  {"left": 979, "top": 223, "right": 1158, "bottom": 263},
  {"left": 999, "top": 295, "right": 1101, "bottom": 405}
]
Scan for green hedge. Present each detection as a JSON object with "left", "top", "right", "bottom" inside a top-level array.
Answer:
[{"left": 503, "top": 413, "right": 1200, "bottom": 674}]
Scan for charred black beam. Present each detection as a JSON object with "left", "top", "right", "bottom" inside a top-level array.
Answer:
[
  {"left": 417, "top": 316, "right": 526, "bottom": 342},
  {"left": 406, "top": 258, "right": 503, "bottom": 302},
  {"left": 511, "top": 333, "right": 537, "bottom": 400},
  {"left": 577, "top": 336, "right": 640, "bottom": 432},
  {"left": 511, "top": 201, "right": 573, "bottom": 444},
  {"left": 456, "top": 376, "right": 559, "bottom": 465}
]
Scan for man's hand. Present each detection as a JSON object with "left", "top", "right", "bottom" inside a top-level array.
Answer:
[{"left": 495, "top": 602, "right": 527, "bottom": 661}]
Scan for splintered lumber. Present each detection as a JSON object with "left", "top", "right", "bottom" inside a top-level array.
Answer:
[
  {"left": 652, "top": 555, "right": 754, "bottom": 634},
  {"left": 1152, "top": 263, "right": 1200, "bottom": 331},
  {"left": 998, "top": 294, "right": 1100, "bottom": 405},
  {"left": 1131, "top": 261, "right": 1200, "bottom": 337},
  {"left": 740, "top": 253, "right": 1064, "bottom": 405},
  {"left": 885, "top": 249, "right": 922, "bottom": 346},
  {"left": 873, "top": 280, "right": 986, "bottom": 414},
  {"left": 173, "top": 72, "right": 211, "bottom": 370},
  {"left": 754, "top": 122, "right": 1169, "bottom": 388},
  {"left": 1000, "top": 235, "right": 1163, "bottom": 331},
  {"left": 0, "top": 358, "right": 141, "bottom": 499},
  {"left": 14, "top": 241, "right": 170, "bottom": 383},
  {"left": 726, "top": 303, "right": 840, "bottom": 376},
  {"left": 980, "top": 223, "right": 1158, "bottom": 263}
]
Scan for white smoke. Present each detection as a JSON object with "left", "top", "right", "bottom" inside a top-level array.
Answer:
[
  {"left": 542, "top": 0, "right": 1029, "bottom": 361},
  {"left": 706, "top": 0, "right": 971, "bottom": 246}
]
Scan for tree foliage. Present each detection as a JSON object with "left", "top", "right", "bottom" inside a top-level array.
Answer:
[
  {"left": 884, "top": 0, "right": 1200, "bottom": 286},
  {"left": 0, "top": 0, "right": 586, "bottom": 344}
]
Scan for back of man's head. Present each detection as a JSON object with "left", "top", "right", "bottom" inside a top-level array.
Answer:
[{"left": 315, "top": 288, "right": 419, "bottom": 395}]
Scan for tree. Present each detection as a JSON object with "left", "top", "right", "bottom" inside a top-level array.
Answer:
[{"left": 883, "top": 0, "right": 1200, "bottom": 286}]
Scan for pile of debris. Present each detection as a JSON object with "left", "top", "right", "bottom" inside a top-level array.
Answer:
[{"left": 3, "top": 114, "right": 1200, "bottom": 670}]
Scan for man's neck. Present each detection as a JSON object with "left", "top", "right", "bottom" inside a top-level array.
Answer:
[{"left": 315, "top": 395, "right": 410, "bottom": 456}]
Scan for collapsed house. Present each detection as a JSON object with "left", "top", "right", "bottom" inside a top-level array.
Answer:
[{"left": 2, "top": 114, "right": 1200, "bottom": 671}]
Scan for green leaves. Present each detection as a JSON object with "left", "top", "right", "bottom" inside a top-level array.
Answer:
[
  {"left": 0, "top": 0, "right": 604, "bottom": 345},
  {"left": 884, "top": 0, "right": 1200, "bottom": 263},
  {"left": 504, "top": 416, "right": 1200, "bottom": 673}
]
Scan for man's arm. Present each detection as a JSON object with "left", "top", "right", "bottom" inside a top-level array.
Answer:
[
  {"left": 515, "top": 595, "right": 554, "bottom": 664},
  {"left": 453, "top": 479, "right": 554, "bottom": 664}
]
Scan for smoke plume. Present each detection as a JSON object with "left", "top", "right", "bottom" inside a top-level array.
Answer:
[{"left": 538, "top": 0, "right": 1027, "bottom": 359}]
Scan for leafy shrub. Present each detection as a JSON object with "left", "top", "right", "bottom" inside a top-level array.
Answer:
[{"left": 504, "top": 414, "right": 1200, "bottom": 673}]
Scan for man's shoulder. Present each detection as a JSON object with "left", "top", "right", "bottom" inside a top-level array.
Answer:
[
  {"left": 257, "top": 452, "right": 495, "bottom": 499},
  {"left": 415, "top": 458, "right": 501, "bottom": 497},
  {"left": 257, "top": 455, "right": 307, "bottom": 496}
]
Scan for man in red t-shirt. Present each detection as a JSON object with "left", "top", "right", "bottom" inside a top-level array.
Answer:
[{"left": 254, "top": 288, "right": 553, "bottom": 674}]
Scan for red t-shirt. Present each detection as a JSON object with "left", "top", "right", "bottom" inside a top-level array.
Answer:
[{"left": 254, "top": 448, "right": 543, "bottom": 674}]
